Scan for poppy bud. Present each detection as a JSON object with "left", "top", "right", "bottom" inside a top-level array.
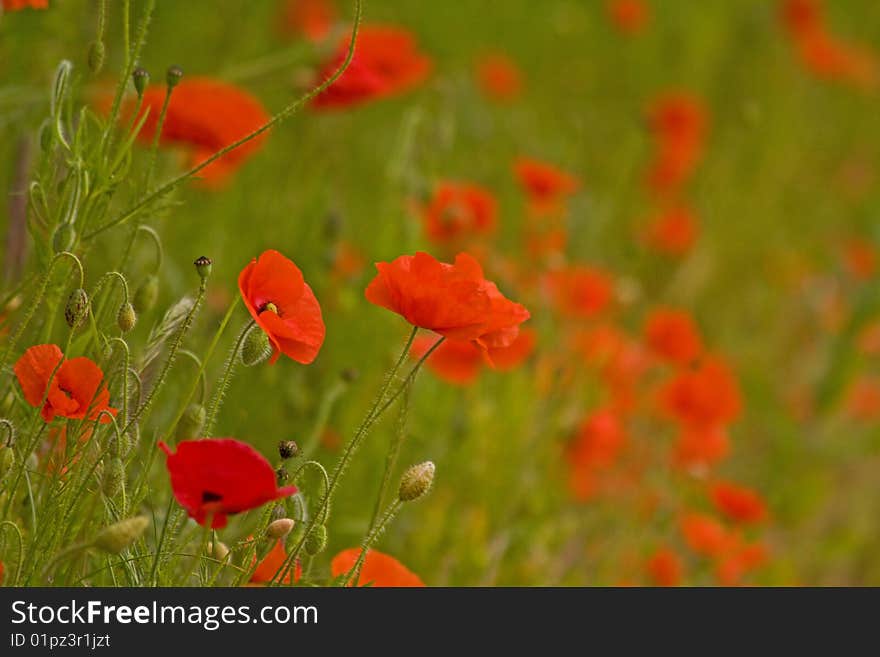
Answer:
[
  {"left": 241, "top": 326, "right": 272, "bottom": 367},
  {"left": 132, "top": 67, "right": 149, "bottom": 97},
  {"left": 208, "top": 541, "right": 230, "bottom": 561},
  {"left": 275, "top": 466, "right": 289, "bottom": 485},
  {"left": 52, "top": 223, "right": 76, "bottom": 253},
  {"left": 266, "top": 518, "right": 295, "bottom": 539},
  {"left": 87, "top": 41, "right": 105, "bottom": 74},
  {"left": 166, "top": 65, "right": 183, "bottom": 89},
  {"left": 133, "top": 275, "right": 159, "bottom": 313},
  {"left": 340, "top": 368, "right": 359, "bottom": 383},
  {"left": 194, "top": 255, "right": 212, "bottom": 280},
  {"left": 117, "top": 302, "right": 137, "bottom": 333},
  {"left": 304, "top": 524, "right": 327, "bottom": 556},
  {"left": 65, "top": 288, "right": 90, "bottom": 328},
  {"left": 175, "top": 403, "right": 206, "bottom": 441},
  {"left": 102, "top": 457, "right": 124, "bottom": 497},
  {"left": 398, "top": 461, "right": 435, "bottom": 502},
  {"left": 0, "top": 447, "right": 14, "bottom": 479},
  {"left": 270, "top": 504, "right": 287, "bottom": 522},
  {"left": 92, "top": 516, "right": 149, "bottom": 554},
  {"left": 278, "top": 440, "right": 299, "bottom": 460}
]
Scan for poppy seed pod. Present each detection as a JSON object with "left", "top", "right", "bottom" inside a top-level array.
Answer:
[
  {"left": 278, "top": 440, "right": 299, "bottom": 460},
  {"left": 266, "top": 518, "right": 295, "bottom": 539},
  {"left": 132, "top": 67, "right": 149, "bottom": 97},
  {"left": 52, "top": 223, "right": 76, "bottom": 253},
  {"left": 117, "top": 302, "right": 137, "bottom": 333},
  {"left": 241, "top": 326, "right": 272, "bottom": 367},
  {"left": 133, "top": 275, "right": 159, "bottom": 313},
  {"left": 166, "top": 65, "right": 184, "bottom": 89},
  {"left": 304, "top": 524, "right": 327, "bottom": 556},
  {"left": 87, "top": 40, "right": 105, "bottom": 74},
  {"left": 102, "top": 457, "right": 124, "bottom": 497},
  {"left": 93, "top": 516, "right": 150, "bottom": 554},
  {"left": 64, "top": 288, "right": 90, "bottom": 328},
  {"left": 194, "top": 255, "right": 212, "bottom": 280},
  {"left": 175, "top": 403, "right": 206, "bottom": 441},
  {"left": 398, "top": 461, "right": 435, "bottom": 502}
]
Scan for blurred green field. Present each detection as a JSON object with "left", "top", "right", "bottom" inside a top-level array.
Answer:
[{"left": 2, "top": 0, "right": 880, "bottom": 585}]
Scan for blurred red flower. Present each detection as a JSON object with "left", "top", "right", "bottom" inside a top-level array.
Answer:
[
  {"left": 331, "top": 548, "right": 424, "bottom": 587},
  {"left": 159, "top": 438, "right": 297, "bottom": 529},
  {"left": 715, "top": 541, "right": 769, "bottom": 585},
  {"left": 249, "top": 539, "right": 302, "bottom": 585},
  {"left": 280, "top": 0, "right": 336, "bottom": 42},
  {"left": 514, "top": 157, "right": 579, "bottom": 214},
  {"left": 658, "top": 355, "right": 742, "bottom": 429},
  {"left": 643, "top": 205, "right": 699, "bottom": 256},
  {"left": 647, "top": 547, "right": 683, "bottom": 586},
  {"left": 239, "top": 249, "right": 326, "bottom": 365},
  {"left": 644, "top": 307, "right": 703, "bottom": 365},
  {"left": 645, "top": 93, "right": 707, "bottom": 196},
  {"left": 673, "top": 426, "right": 730, "bottom": 470},
  {"left": 2, "top": 0, "right": 47, "bottom": 9},
  {"left": 544, "top": 265, "right": 613, "bottom": 319},
  {"left": 606, "top": 0, "right": 649, "bottom": 35},
  {"left": 711, "top": 481, "right": 769, "bottom": 524},
  {"left": 842, "top": 239, "right": 876, "bottom": 280},
  {"left": 680, "top": 512, "right": 731, "bottom": 556},
  {"left": 474, "top": 52, "right": 524, "bottom": 102},
  {"left": 420, "top": 181, "right": 498, "bottom": 246},
  {"left": 312, "top": 24, "right": 432, "bottom": 110},
  {"left": 14, "top": 344, "right": 117, "bottom": 423}
]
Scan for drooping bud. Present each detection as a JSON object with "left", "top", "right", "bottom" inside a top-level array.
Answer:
[
  {"left": 193, "top": 255, "right": 212, "bottom": 280},
  {"left": 208, "top": 541, "right": 230, "bottom": 561},
  {"left": 65, "top": 288, "right": 90, "bottom": 328},
  {"left": 278, "top": 440, "right": 299, "bottom": 460},
  {"left": 117, "top": 302, "right": 137, "bottom": 333},
  {"left": 266, "top": 518, "right": 295, "bottom": 539},
  {"left": 275, "top": 466, "right": 288, "bottom": 485},
  {"left": 174, "top": 404, "right": 206, "bottom": 441},
  {"left": 87, "top": 41, "right": 106, "bottom": 74},
  {"left": 133, "top": 275, "right": 159, "bottom": 313},
  {"left": 52, "top": 223, "right": 76, "bottom": 253},
  {"left": 132, "top": 67, "right": 149, "bottom": 97},
  {"left": 241, "top": 326, "right": 272, "bottom": 367},
  {"left": 340, "top": 368, "right": 359, "bottom": 383},
  {"left": 304, "top": 524, "right": 327, "bottom": 556},
  {"left": 102, "top": 457, "right": 124, "bottom": 497},
  {"left": 92, "top": 516, "right": 150, "bottom": 554},
  {"left": 270, "top": 504, "right": 286, "bottom": 522},
  {"left": 166, "top": 65, "right": 183, "bottom": 89},
  {"left": 398, "top": 461, "right": 435, "bottom": 502}
]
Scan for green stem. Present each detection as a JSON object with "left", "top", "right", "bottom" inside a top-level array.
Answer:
[{"left": 203, "top": 318, "right": 255, "bottom": 437}]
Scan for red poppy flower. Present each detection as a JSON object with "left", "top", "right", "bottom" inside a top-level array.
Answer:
[
  {"left": 680, "top": 512, "right": 731, "bottom": 556},
  {"left": 239, "top": 249, "right": 326, "bottom": 365},
  {"left": 158, "top": 438, "right": 297, "bottom": 529},
  {"left": 672, "top": 426, "right": 730, "bottom": 470},
  {"left": 280, "top": 0, "right": 336, "bottom": 42},
  {"left": 544, "top": 265, "right": 613, "bottom": 319},
  {"left": 647, "top": 547, "right": 683, "bottom": 586},
  {"left": 474, "top": 52, "right": 523, "bottom": 102},
  {"left": 569, "top": 409, "right": 626, "bottom": 470},
  {"left": 513, "top": 157, "right": 579, "bottom": 213},
  {"left": 658, "top": 355, "right": 741, "bottom": 429},
  {"left": 331, "top": 548, "right": 424, "bottom": 587},
  {"left": 124, "top": 78, "right": 270, "bottom": 188},
  {"left": 845, "top": 375, "right": 880, "bottom": 421},
  {"left": 643, "top": 205, "right": 699, "bottom": 256},
  {"left": 365, "top": 252, "right": 530, "bottom": 349},
  {"left": 311, "top": 24, "right": 432, "bottom": 110},
  {"left": 715, "top": 541, "right": 769, "bottom": 586},
  {"left": 780, "top": 0, "right": 822, "bottom": 36},
  {"left": 843, "top": 239, "right": 876, "bottom": 280},
  {"left": 711, "top": 481, "right": 768, "bottom": 525},
  {"left": 643, "top": 307, "right": 702, "bottom": 365},
  {"left": 42, "top": 425, "right": 94, "bottom": 476},
  {"left": 607, "top": 0, "right": 649, "bottom": 35},
  {"left": 249, "top": 539, "right": 302, "bottom": 585},
  {"left": 645, "top": 93, "right": 707, "bottom": 196},
  {"left": 2, "top": 0, "right": 47, "bottom": 9},
  {"left": 420, "top": 182, "right": 498, "bottom": 246},
  {"left": 14, "top": 344, "right": 117, "bottom": 423}
]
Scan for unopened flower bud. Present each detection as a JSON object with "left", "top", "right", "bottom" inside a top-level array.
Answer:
[
  {"left": 398, "top": 461, "right": 435, "bottom": 502},
  {"left": 102, "top": 457, "right": 124, "bottom": 497},
  {"left": 304, "top": 524, "right": 327, "bottom": 556},
  {"left": 52, "top": 223, "right": 76, "bottom": 253},
  {"left": 266, "top": 518, "right": 295, "bottom": 539},
  {"left": 270, "top": 504, "right": 286, "bottom": 522},
  {"left": 93, "top": 516, "right": 149, "bottom": 554},
  {"left": 132, "top": 67, "right": 149, "bottom": 97},
  {"left": 133, "top": 275, "right": 159, "bottom": 313},
  {"left": 166, "top": 65, "right": 183, "bottom": 89},
  {"left": 87, "top": 41, "right": 106, "bottom": 74},
  {"left": 275, "top": 466, "right": 288, "bottom": 485},
  {"left": 340, "top": 368, "right": 359, "bottom": 383},
  {"left": 194, "top": 255, "right": 212, "bottom": 280},
  {"left": 241, "top": 326, "right": 271, "bottom": 366},
  {"left": 65, "top": 288, "right": 90, "bottom": 328},
  {"left": 208, "top": 541, "right": 230, "bottom": 561},
  {"left": 117, "top": 302, "right": 137, "bottom": 333},
  {"left": 278, "top": 440, "right": 299, "bottom": 460},
  {"left": 175, "top": 403, "right": 206, "bottom": 441}
]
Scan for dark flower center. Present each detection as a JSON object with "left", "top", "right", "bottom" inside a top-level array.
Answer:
[{"left": 201, "top": 490, "right": 223, "bottom": 503}]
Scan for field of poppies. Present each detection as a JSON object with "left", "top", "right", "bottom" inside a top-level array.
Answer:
[{"left": 0, "top": 0, "right": 878, "bottom": 587}]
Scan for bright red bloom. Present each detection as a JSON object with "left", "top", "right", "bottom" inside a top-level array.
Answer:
[
  {"left": 280, "top": 0, "right": 336, "bottom": 42},
  {"left": 421, "top": 182, "right": 497, "bottom": 245},
  {"left": 569, "top": 409, "right": 626, "bottom": 469},
  {"left": 659, "top": 356, "right": 742, "bottom": 429},
  {"left": 239, "top": 250, "right": 326, "bottom": 365},
  {"left": 249, "top": 539, "right": 302, "bottom": 585},
  {"left": 14, "top": 344, "right": 117, "bottom": 423},
  {"left": 331, "top": 548, "right": 424, "bottom": 587},
  {"left": 158, "top": 438, "right": 297, "bottom": 529},
  {"left": 607, "top": 0, "right": 649, "bottom": 35},
  {"left": 2, "top": 0, "right": 47, "bottom": 9},
  {"left": 645, "top": 93, "right": 707, "bottom": 196},
  {"left": 643, "top": 205, "right": 699, "bottom": 256},
  {"left": 126, "top": 78, "right": 270, "bottom": 187},
  {"left": 513, "top": 157, "right": 579, "bottom": 213},
  {"left": 680, "top": 512, "right": 731, "bottom": 556},
  {"left": 312, "top": 24, "right": 432, "bottom": 110},
  {"left": 715, "top": 541, "right": 769, "bottom": 586},
  {"left": 474, "top": 52, "right": 524, "bottom": 102},
  {"left": 644, "top": 307, "right": 702, "bottom": 365},
  {"left": 647, "top": 547, "right": 683, "bottom": 587},
  {"left": 544, "top": 265, "right": 613, "bottom": 319},
  {"left": 673, "top": 426, "right": 730, "bottom": 470},
  {"left": 711, "top": 481, "right": 769, "bottom": 525},
  {"left": 365, "top": 252, "right": 530, "bottom": 349}
]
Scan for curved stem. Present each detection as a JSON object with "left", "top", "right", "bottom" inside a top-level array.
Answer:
[{"left": 202, "top": 318, "right": 255, "bottom": 438}]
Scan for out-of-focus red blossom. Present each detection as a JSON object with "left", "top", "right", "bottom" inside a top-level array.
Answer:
[
  {"left": 14, "top": 345, "right": 117, "bottom": 423},
  {"left": 567, "top": 409, "right": 627, "bottom": 501},
  {"left": 159, "top": 439, "right": 297, "bottom": 529},
  {"left": 606, "top": 0, "right": 649, "bottom": 35},
  {"left": 365, "top": 252, "right": 530, "bottom": 349},
  {"left": 647, "top": 547, "right": 683, "bottom": 586},
  {"left": 715, "top": 541, "right": 769, "bottom": 586},
  {"left": 842, "top": 239, "right": 876, "bottom": 280},
  {"left": 331, "top": 549, "right": 424, "bottom": 587},
  {"left": 711, "top": 481, "right": 769, "bottom": 525},
  {"left": 673, "top": 426, "right": 730, "bottom": 470},
  {"left": 42, "top": 425, "right": 94, "bottom": 476},
  {"left": 680, "top": 512, "right": 732, "bottom": 556},
  {"left": 420, "top": 182, "right": 497, "bottom": 246},
  {"left": 643, "top": 205, "right": 699, "bottom": 256},
  {"left": 857, "top": 319, "right": 880, "bottom": 357},
  {"left": 238, "top": 250, "right": 326, "bottom": 365},
  {"left": 2, "top": 0, "right": 47, "bottom": 9},
  {"left": 122, "top": 79, "right": 270, "bottom": 188},
  {"left": 330, "top": 241, "right": 366, "bottom": 283},
  {"left": 249, "top": 539, "right": 302, "bottom": 585},
  {"left": 645, "top": 93, "right": 707, "bottom": 196},
  {"left": 844, "top": 376, "right": 880, "bottom": 420},
  {"left": 0, "top": 560, "right": 4, "bottom": 584},
  {"left": 658, "top": 356, "right": 742, "bottom": 429},
  {"left": 780, "top": 0, "right": 822, "bottom": 34},
  {"left": 513, "top": 158, "right": 579, "bottom": 214},
  {"left": 474, "top": 52, "right": 523, "bottom": 102},
  {"left": 601, "top": 339, "right": 652, "bottom": 413},
  {"left": 279, "top": 0, "right": 336, "bottom": 42},
  {"left": 544, "top": 265, "right": 613, "bottom": 319},
  {"left": 643, "top": 307, "right": 703, "bottom": 365},
  {"left": 525, "top": 226, "right": 568, "bottom": 261},
  {"left": 311, "top": 24, "right": 431, "bottom": 110}
]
